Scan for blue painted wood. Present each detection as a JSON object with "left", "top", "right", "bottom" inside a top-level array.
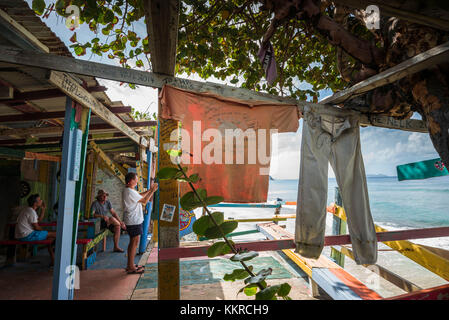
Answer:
[
  {"left": 311, "top": 268, "right": 362, "bottom": 300},
  {"left": 52, "top": 97, "right": 78, "bottom": 300},
  {"left": 139, "top": 149, "right": 153, "bottom": 254},
  {"left": 207, "top": 203, "right": 281, "bottom": 208}
]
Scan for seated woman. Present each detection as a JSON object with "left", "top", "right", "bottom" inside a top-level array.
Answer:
[
  {"left": 15, "top": 194, "right": 56, "bottom": 266},
  {"left": 90, "top": 189, "right": 126, "bottom": 253}
]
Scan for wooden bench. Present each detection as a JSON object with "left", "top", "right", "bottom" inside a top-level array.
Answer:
[
  {"left": 0, "top": 229, "right": 110, "bottom": 270},
  {"left": 256, "top": 222, "right": 383, "bottom": 300}
]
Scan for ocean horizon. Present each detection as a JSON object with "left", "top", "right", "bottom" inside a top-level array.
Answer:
[{"left": 267, "top": 175, "right": 449, "bottom": 230}]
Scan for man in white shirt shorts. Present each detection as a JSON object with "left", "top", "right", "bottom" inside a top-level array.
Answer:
[
  {"left": 123, "top": 172, "right": 158, "bottom": 274},
  {"left": 15, "top": 194, "right": 56, "bottom": 265}
]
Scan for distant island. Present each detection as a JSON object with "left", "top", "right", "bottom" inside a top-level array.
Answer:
[{"left": 366, "top": 174, "right": 394, "bottom": 178}]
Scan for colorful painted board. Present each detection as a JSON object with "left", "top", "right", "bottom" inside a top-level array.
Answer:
[
  {"left": 179, "top": 209, "right": 196, "bottom": 238},
  {"left": 397, "top": 158, "right": 448, "bottom": 181}
]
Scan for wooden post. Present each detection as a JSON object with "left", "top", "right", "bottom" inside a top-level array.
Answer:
[
  {"left": 84, "top": 151, "right": 94, "bottom": 219},
  {"left": 70, "top": 105, "right": 91, "bottom": 298},
  {"left": 139, "top": 149, "right": 153, "bottom": 254},
  {"left": 52, "top": 97, "right": 80, "bottom": 300},
  {"left": 157, "top": 114, "right": 180, "bottom": 300},
  {"left": 330, "top": 187, "right": 347, "bottom": 267}
]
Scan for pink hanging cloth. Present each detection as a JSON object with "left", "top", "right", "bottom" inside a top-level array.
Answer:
[{"left": 160, "top": 84, "right": 299, "bottom": 203}]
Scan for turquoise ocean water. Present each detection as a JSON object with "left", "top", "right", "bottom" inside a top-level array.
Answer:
[
  {"left": 267, "top": 176, "right": 449, "bottom": 230},
  {"left": 203, "top": 176, "right": 449, "bottom": 292}
]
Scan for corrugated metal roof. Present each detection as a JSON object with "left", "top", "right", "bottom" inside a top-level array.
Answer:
[
  {"left": 0, "top": 1, "right": 141, "bottom": 152},
  {"left": 0, "top": 0, "right": 72, "bottom": 57}
]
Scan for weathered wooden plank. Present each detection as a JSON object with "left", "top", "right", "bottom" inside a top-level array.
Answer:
[
  {"left": 328, "top": 205, "right": 449, "bottom": 281},
  {"left": 258, "top": 222, "right": 382, "bottom": 300},
  {"left": 145, "top": 0, "right": 181, "bottom": 301},
  {"left": 332, "top": 244, "right": 422, "bottom": 293},
  {"left": 359, "top": 114, "right": 427, "bottom": 133},
  {"left": 89, "top": 141, "right": 126, "bottom": 184},
  {"left": 24, "top": 151, "right": 60, "bottom": 162},
  {"left": 48, "top": 71, "right": 147, "bottom": 147},
  {"left": 0, "top": 45, "right": 429, "bottom": 132},
  {"left": 312, "top": 268, "right": 363, "bottom": 300},
  {"left": 157, "top": 226, "right": 449, "bottom": 260},
  {"left": 320, "top": 41, "right": 449, "bottom": 104},
  {"left": 385, "top": 283, "right": 449, "bottom": 300},
  {"left": 0, "top": 85, "right": 13, "bottom": 99},
  {"left": 0, "top": 121, "right": 155, "bottom": 136},
  {"left": 0, "top": 108, "right": 132, "bottom": 122},
  {"left": 144, "top": 0, "right": 179, "bottom": 75}
]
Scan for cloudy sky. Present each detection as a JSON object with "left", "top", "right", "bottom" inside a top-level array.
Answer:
[{"left": 31, "top": 1, "right": 439, "bottom": 179}]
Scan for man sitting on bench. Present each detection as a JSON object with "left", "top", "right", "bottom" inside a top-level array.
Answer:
[
  {"left": 90, "top": 189, "right": 126, "bottom": 253},
  {"left": 15, "top": 194, "right": 56, "bottom": 265}
]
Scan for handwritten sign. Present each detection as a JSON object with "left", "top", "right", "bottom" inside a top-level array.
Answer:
[
  {"left": 70, "top": 128, "right": 83, "bottom": 181},
  {"left": 49, "top": 71, "right": 148, "bottom": 147}
]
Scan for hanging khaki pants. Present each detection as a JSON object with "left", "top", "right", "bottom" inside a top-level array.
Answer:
[{"left": 295, "top": 106, "right": 377, "bottom": 265}]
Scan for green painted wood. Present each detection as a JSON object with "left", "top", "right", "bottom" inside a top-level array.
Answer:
[
  {"left": 199, "top": 229, "right": 260, "bottom": 240},
  {"left": 71, "top": 107, "right": 91, "bottom": 270},
  {"left": 0, "top": 147, "right": 25, "bottom": 158},
  {"left": 330, "top": 187, "right": 347, "bottom": 267}
]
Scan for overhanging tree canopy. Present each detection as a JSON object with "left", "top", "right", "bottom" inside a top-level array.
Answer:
[{"left": 32, "top": 0, "right": 449, "bottom": 167}]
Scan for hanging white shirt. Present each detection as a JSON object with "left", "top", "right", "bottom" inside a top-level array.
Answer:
[{"left": 122, "top": 187, "right": 144, "bottom": 226}]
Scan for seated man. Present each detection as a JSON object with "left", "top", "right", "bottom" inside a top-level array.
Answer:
[
  {"left": 15, "top": 194, "right": 56, "bottom": 266},
  {"left": 90, "top": 190, "right": 126, "bottom": 253}
]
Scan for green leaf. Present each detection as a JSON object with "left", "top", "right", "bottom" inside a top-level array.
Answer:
[
  {"left": 166, "top": 149, "right": 182, "bottom": 157},
  {"left": 180, "top": 191, "right": 202, "bottom": 211},
  {"left": 244, "top": 268, "right": 272, "bottom": 285},
  {"left": 243, "top": 285, "right": 258, "bottom": 296},
  {"left": 256, "top": 285, "right": 280, "bottom": 300},
  {"left": 32, "top": 0, "right": 46, "bottom": 15},
  {"left": 277, "top": 283, "right": 291, "bottom": 297},
  {"left": 192, "top": 211, "right": 224, "bottom": 236},
  {"left": 156, "top": 167, "right": 179, "bottom": 180},
  {"left": 205, "top": 196, "right": 224, "bottom": 206},
  {"left": 223, "top": 267, "right": 252, "bottom": 282},
  {"left": 204, "top": 221, "right": 238, "bottom": 239},
  {"left": 230, "top": 250, "right": 258, "bottom": 262},
  {"left": 207, "top": 240, "right": 234, "bottom": 258}
]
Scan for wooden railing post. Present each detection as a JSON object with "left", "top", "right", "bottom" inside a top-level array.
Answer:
[{"left": 330, "top": 187, "right": 347, "bottom": 267}]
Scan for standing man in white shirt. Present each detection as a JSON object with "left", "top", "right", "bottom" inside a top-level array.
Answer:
[
  {"left": 15, "top": 194, "right": 56, "bottom": 265},
  {"left": 123, "top": 172, "right": 158, "bottom": 274}
]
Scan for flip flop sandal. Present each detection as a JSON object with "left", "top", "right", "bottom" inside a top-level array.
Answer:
[
  {"left": 127, "top": 268, "right": 145, "bottom": 274},
  {"left": 113, "top": 248, "right": 125, "bottom": 253},
  {"left": 125, "top": 265, "right": 145, "bottom": 272}
]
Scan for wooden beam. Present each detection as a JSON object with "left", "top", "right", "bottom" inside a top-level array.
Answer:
[
  {"left": 0, "top": 85, "right": 13, "bottom": 99},
  {"left": 0, "top": 121, "right": 155, "bottom": 136},
  {"left": 48, "top": 71, "right": 148, "bottom": 147},
  {"left": 0, "top": 45, "right": 428, "bottom": 133},
  {"left": 385, "top": 283, "right": 449, "bottom": 300},
  {"left": 0, "top": 133, "right": 133, "bottom": 146},
  {"left": 89, "top": 141, "right": 126, "bottom": 184},
  {"left": 24, "top": 151, "right": 60, "bottom": 162},
  {"left": 328, "top": 205, "right": 449, "bottom": 281},
  {"left": 320, "top": 41, "right": 449, "bottom": 105},
  {"left": 144, "top": 0, "right": 181, "bottom": 301},
  {"left": 0, "top": 108, "right": 133, "bottom": 123},
  {"left": 157, "top": 226, "right": 449, "bottom": 261},
  {"left": 3, "top": 86, "right": 107, "bottom": 103},
  {"left": 332, "top": 245, "right": 422, "bottom": 293},
  {"left": 359, "top": 114, "right": 427, "bottom": 133},
  {"left": 144, "top": 0, "right": 179, "bottom": 75}
]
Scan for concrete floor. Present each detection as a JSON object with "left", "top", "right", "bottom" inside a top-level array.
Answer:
[{"left": 0, "top": 236, "right": 317, "bottom": 300}]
